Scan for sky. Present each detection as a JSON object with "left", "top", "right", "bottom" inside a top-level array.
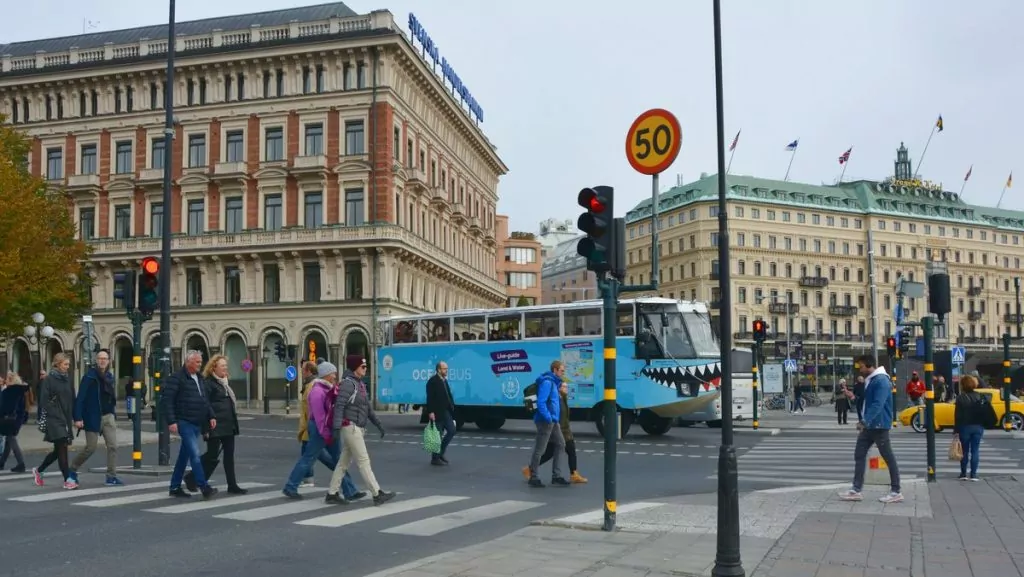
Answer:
[{"left": 3, "top": 1, "right": 1021, "bottom": 233}]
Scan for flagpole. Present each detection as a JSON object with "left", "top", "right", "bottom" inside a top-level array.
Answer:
[
  {"left": 783, "top": 145, "right": 798, "bottom": 181},
  {"left": 727, "top": 146, "right": 736, "bottom": 175},
  {"left": 959, "top": 165, "right": 971, "bottom": 198},
  {"left": 913, "top": 124, "right": 937, "bottom": 180},
  {"left": 997, "top": 185, "right": 1008, "bottom": 209},
  {"left": 838, "top": 156, "right": 850, "bottom": 184}
]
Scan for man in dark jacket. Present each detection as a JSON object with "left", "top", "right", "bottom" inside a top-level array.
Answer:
[
  {"left": 69, "top": 349, "right": 123, "bottom": 486},
  {"left": 425, "top": 361, "right": 456, "bottom": 466},
  {"left": 163, "top": 350, "right": 217, "bottom": 499}
]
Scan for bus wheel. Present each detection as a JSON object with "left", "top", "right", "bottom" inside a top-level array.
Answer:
[
  {"left": 476, "top": 417, "right": 506, "bottom": 432},
  {"left": 593, "top": 409, "right": 634, "bottom": 437},
  {"left": 638, "top": 410, "right": 673, "bottom": 436}
]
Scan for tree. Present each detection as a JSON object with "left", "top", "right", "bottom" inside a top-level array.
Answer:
[
  {"left": 516, "top": 295, "right": 531, "bottom": 307},
  {"left": 0, "top": 115, "right": 91, "bottom": 342}
]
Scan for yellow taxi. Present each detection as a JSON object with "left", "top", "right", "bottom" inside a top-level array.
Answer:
[{"left": 898, "top": 388, "right": 1024, "bottom": 433}]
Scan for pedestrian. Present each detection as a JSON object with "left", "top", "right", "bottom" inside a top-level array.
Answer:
[
  {"left": 839, "top": 354, "right": 903, "bottom": 503},
  {"left": 906, "top": 372, "right": 925, "bottom": 406},
  {"left": 833, "top": 379, "right": 853, "bottom": 425},
  {"left": 527, "top": 360, "right": 570, "bottom": 488},
  {"left": 853, "top": 375, "right": 866, "bottom": 421},
  {"left": 524, "top": 379, "right": 587, "bottom": 484},
  {"left": 326, "top": 356, "right": 395, "bottom": 506},
  {"left": 163, "top": 350, "right": 218, "bottom": 499},
  {"left": 424, "top": 361, "right": 456, "bottom": 466},
  {"left": 183, "top": 355, "right": 247, "bottom": 494},
  {"left": 283, "top": 361, "right": 340, "bottom": 499},
  {"left": 68, "top": 349, "right": 123, "bottom": 487},
  {"left": 32, "top": 354, "right": 76, "bottom": 489},
  {"left": 954, "top": 375, "right": 996, "bottom": 481},
  {"left": 0, "top": 372, "right": 29, "bottom": 472},
  {"left": 297, "top": 360, "right": 319, "bottom": 488}
]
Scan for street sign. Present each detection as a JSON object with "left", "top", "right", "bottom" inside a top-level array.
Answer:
[
  {"left": 284, "top": 365, "right": 297, "bottom": 381},
  {"left": 241, "top": 358, "right": 253, "bottom": 373},
  {"left": 762, "top": 363, "right": 784, "bottom": 393},
  {"left": 784, "top": 359, "right": 798, "bottom": 373},
  {"left": 951, "top": 346, "right": 966, "bottom": 365},
  {"left": 625, "top": 108, "right": 682, "bottom": 175}
]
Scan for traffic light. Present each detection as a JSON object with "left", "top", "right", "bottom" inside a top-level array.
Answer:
[
  {"left": 899, "top": 326, "right": 913, "bottom": 356},
  {"left": 752, "top": 319, "right": 767, "bottom": 342},
  {"left": 137, "top": 256, "right": 160, "bottom": 316},
  {"left": 113, "top": 269, "right": 137, "bottom": 314},
  {"left": 886, "top": 336, "right": 897, "bottom": 359},
  {"left": 274, "top": 341, "right": 286, "bottom": 362},
  {"left": 576, "top": 186, "right": 614, "bottom": 273}
]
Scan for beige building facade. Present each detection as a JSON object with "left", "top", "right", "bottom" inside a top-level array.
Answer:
[
  {"left": 0, "top": 3, "right": 508, "bottom": 399},
  {"left": 495, "top": 215, "right": 542, "bottom": 306},
  {"left": 541, "top": 235, "right": 599, "bottom": 304}
]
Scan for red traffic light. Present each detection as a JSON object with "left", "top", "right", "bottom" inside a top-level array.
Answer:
[
  {"left": 752, "top": 320, "right": 763, "bottom": 331},
  {"left": 577, "top": 188, "right": 607, "bottom": 213},
  {"left": 887, "top": 337, "right": 896, "bottom": 348},
  {"left": 141, "top": 257, "right": 159, "bottom": 275}
]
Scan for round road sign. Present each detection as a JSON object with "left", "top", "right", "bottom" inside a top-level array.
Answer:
[
  {"left": 625, "top": 108, "right": 682, "bottom": 175},
  {"left": 284, "top": 365, "right": 298, "bottom": 381},
  {"left": 241, "top": 358, "right": 253, "bottom": 373}
]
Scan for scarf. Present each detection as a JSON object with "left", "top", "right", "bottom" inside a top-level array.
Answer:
[{"left": 213, "top": 374, "right": 237, "bottom": 405}]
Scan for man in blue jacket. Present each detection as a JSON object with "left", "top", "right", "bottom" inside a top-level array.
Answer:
[
  {"left": 527, "top": 360, "right": 569, "bottom": 488},
  {"left": 839, "top": 354, "right": 903, "bottom": 503},
  {"left": 69, "top": 349, "right": 124, "bottom": 486}
]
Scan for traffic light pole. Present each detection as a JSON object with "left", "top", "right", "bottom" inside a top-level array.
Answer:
[
  {"left": 751, "top": 340, "right": 759, "bottom": 430},
  {"left": 600, "top": 276, "right": 618, "bottom": 532},
  {"left": 131, "top": 311, "right": 145, "bottom": 470},
  {"left": 922, "top": 316, "right": 936, "bottom": 482}
]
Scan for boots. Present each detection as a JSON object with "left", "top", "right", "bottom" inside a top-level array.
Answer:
[{"left": 183, "top": 457, "right": 218, "bottom": 492}]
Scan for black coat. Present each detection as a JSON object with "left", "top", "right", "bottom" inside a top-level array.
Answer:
[
  {"left": 0, "top": 384, "right": 29, "bottom": 436},
  {"left": 203, "top": 376, "right": 239, "bottom": 438},
  {"left": 162, "top": 367, "right": 214, "bottom": 427},
  {"left": 423, "top": 374, "right": 455, "bottom": 420},
  {"left": 39, "top": 370, "right": 75, "bottom": 443}
]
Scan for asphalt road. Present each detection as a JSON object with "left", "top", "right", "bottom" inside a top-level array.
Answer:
[{"left": 0, "top": 413, "right": 747, "bottom": 577}]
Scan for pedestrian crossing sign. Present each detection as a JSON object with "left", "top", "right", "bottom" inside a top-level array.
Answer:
[
  {"left": 783, "top": 359, "right": 798, "bottom": 372},
  {"left": 951, "top": 346, "right": 966, "bottom": 365}
]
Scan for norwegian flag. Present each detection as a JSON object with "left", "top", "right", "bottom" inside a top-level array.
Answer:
[
  {"left": 838, "top": 147, "right": 852, "bottom": 165},
  {"left": 728, "top": 130, "right": 740, "bottom": 152}
]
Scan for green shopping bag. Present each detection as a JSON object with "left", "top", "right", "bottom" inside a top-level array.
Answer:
[{"left": 422, "top": 422, "right": 442, "bottom": 454}]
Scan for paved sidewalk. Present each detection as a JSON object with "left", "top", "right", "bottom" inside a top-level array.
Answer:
[
  {"left": 363, "top": 475, "right": 1024, "bottom": 577},
  {"left": 10, "top": 425, "right": 160, "bottom": 454}
]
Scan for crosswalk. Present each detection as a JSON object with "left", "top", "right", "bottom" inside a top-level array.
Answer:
[
  {"left": 709, "top": 433, "right": 1024, "bottom": 487},
  {"left": 0, "top": 471, "right": 546, "bottom": 537}
]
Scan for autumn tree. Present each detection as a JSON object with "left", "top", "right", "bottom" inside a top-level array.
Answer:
[
  {"left": 0, "top": 114, "right": 91, "bottom": 344},
  {"left": 516, "top": 295, "right": 531, "bottom": 307}
]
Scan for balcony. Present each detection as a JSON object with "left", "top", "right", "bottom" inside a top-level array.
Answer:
[
  {"left": 709, "top": 272, "right": 720, "bottom": 281},
  {"left": 768, "top": 302, "right": 799, "bottom": 315},
  {"left": 1005, "top": 313, "right": 1024, "bottom": 325},
  {"left": 137, "top": 168, "right": 164, "bottom": 186},
  {"left": 828, "top": 305, "right": 858, "bottom": 317},
  {"left": 710, "top": 300, "right": 721, "bottom": 309},
  {"left": 450, "top": 203, "right": 467, "bottom": 225},
  {"left": 799, "top": 276, "right": 829, "bottom": 288},
  {"left": 290, "top": 155, "right": 329, "bottom": 178},
  {"left": 967, "top": 286, "right": 983, "bottom": 297},
  {"left": 66, "top": 173, "right": 101, "bottom": 193},
  {"left": 469, "top": 217, "right": 482, "bottom": 235},
  {"left": 85, "top": 224, "right": 504, "bottom": 296},
  {"left": 959, "top": 336, "right": 996, "bottom": 345},
  {"left": 213, "top": 161, "right": 247, "bottom": 179},
  {"left": 405, "top": 167, "right": 429, "bottom": 193},
  {"left": 968, "top": 311, "right": 983, "bottom": 322},
  {"left": 429, "top": 188, "right": 448, "bottom": 209}
]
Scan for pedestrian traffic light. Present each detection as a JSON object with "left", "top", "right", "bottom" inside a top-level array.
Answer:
[
  {"left": 576, "top": 186, "right": 614, "bottom": 274},
  {"left": 752, "top": 319, "right": 766, "bottom": 342},
  {"left": 899, "top": 326, "right": 913, "bottom": 355},
  {"left": 137, "top": 256, "right": 160, "bottom": 316},
  {"left": 113, "top": 269, "right": 137, "bottom": 314},
  {"left": 886, "top": 336, "right": 897, "bottom": 359}
]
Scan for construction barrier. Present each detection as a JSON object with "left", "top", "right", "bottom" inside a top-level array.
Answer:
[{"left": 865, "top": 447, "right": 891, "bottom": 485}]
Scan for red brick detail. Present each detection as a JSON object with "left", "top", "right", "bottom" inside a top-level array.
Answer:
[
  {"left": 209, "top": 118, "right": 221, "bottom": 171},
  {"left": 245, "top": 115, "right": 259, "bottom": 229},
  {"left": 326, "top": 108, "right": 340, "bottom": 224},
  {"left": 133, "top": 127, "right": 148, "bottom": 235},
  {"left": 30, "top": 137, "right": 41, "bottom": 178},
  {"left": 134, "top": 128, "right": 146, "bottom": 179},
  {"left": 284, "top": 111, "right": 300, "bottom": 227},
  {"left": 207, "top": 182, "right": 221, "bottom": 231},
  {"left": 170, "top": 125, "right": 184, "bottom": 234},
  {"left": 97, "top": 130, "right": 111, "bottom": 237},
  {"left": 63, "top": 133, "right": 76, "bottom": 186},
  {"left": 370, "top": 102, "right": 395, "bottom": 223},
  {"left": 134, "top": 189, "right": 146, "bottom": 236}
]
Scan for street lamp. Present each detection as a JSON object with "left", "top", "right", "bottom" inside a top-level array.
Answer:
[{"left": 24, "top": 312, "right": 54, "bottom": 419}]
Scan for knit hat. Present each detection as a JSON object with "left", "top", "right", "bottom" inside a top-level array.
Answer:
[
  {"left": 346, "top": 354, "right": 366, "bottom": 371},
  {"left": 317, "top": 361, "right": 338, "bottom": 378}
]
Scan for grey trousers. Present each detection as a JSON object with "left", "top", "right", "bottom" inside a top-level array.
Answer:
[{"left": 529, "top": 421, "right": 565, "bottom": 480}]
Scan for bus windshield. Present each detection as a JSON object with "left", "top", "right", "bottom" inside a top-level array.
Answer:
[{"left": 636, "top": 303, "right": 720, "bottom": 359}]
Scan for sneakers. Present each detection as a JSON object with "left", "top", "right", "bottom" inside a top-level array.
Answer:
[
  {"left": 550, "top": 477, "right": 571, "bottom": 487},
  {"left": 105, "top": 476, "right": 125, "bottom": 486},
  {"left": 299, "top": 479, "right": 315, "bottom": 488},
  {"left": 373, "top": 490, "right": 396, "bottom": 505},
  {"left": 169, "top": 487, "right": 191, "bottom": 498},
  {"left": 282, "top": 489, "right": 303, "bottom": 500},
  {"left": 959, "top": 475, "right": 969, "bottom": 481},
  {"left": 63, "top": 480, "right": 79, "bottom": 490},
  {"left": 570, "top": 471, "right": 588, "bottom": 484},
  {"left": 838, "top": 489, "right": 863, "bottom": 501},
  {"left": 528, "top": 476, "right": 544, "bottom": 488},
  {"left": 879, "top": 492, "right": 904, "bottom": 504},
  {"left": 67, "top": 471, "right": 79, "bottom": 485},
  {"left": 9, "top": 464, "right": 25, "bottom": 473},
  {"left": 970, "top": 477, "right": 980, "bottom": 482},
  {"left": 324, "top": 492, "right": 349, "bottom": 505},
  {"left": 32, "top": 468, "right": 44, "bottom": 486}
]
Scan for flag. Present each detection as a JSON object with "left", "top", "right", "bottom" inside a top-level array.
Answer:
[
  {"left": 729, "top": 130, "right": 740, "bottom": 152},
  {"left": 1008, "top": 172, "right": 1014, "bottom": 189},
  {"left": 838, "top": 147, "right": 852, "bottom": 165},
  {"left": 964, "top": 165, "right": 972, "bottom": 182},
  {"left": 936, "top": 115, "right": 944, "bottom": 132},
  {"left": 785, "top": 139, "right": 799, "bottom": 151}
]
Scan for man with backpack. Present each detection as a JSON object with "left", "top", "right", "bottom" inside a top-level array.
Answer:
[{"left": 525, "top": 360, "right": 570, "bottom": 488}]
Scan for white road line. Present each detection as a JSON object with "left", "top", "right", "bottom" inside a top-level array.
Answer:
[
  {"left": 552, "top": 502, "right": 664, "bottom": 525},
  {"left": 75, "top": 482, "right": 270, "bottom": 508},
  {"left": 380, "top": 500, "right": 544, "bottom": 537},
  {"left": 146, "top": 486, "right": 319, "bottom": 514},
  {"left": 296, "top": 495, "right": 469, "bottom": 528},
  {"left": 214, "top": 498, "right": 335, "bottom": 521},
  {"left": 0, "top": 471, "right": 61, "bottom": 483},
  {"left": 739, "top": 454, "right": 1017, "bottom": 462},
  {"left": 8, "top": 480, "right": 168, "bottom": 503}
]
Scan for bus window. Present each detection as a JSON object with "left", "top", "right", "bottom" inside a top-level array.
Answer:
[
  {"left": 454, "top": 315, "right": 485, "bottom": 341},
  {"left": 524, "top": 309, "right": 559, "bottom": 338},
  {"left": 392, "top": 320, "right": 417, "bottom": 344},
  {"left": 423, "top": 318, "right": 451, "bottom": 342},
  {"left": 565, "top": 307, "right": 601, "bottom": 337},
  {"left": 488, "top": 312, "right": 522, "bottom": 340},
  {"left": 616, "top": 304, "right": 635, "bottom": 336}
]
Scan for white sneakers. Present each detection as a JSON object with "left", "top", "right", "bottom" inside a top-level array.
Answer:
[{"left": 837, "top": 489, "right": 904, "bottom": 503}]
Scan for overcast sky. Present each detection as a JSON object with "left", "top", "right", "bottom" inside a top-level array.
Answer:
[{"left": 3, "top": 1, "right": 1020, "bottom": 233}]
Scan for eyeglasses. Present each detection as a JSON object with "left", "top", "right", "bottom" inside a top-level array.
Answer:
[{"left": 359, "top": 364, "right": 367, "bottom": 369}]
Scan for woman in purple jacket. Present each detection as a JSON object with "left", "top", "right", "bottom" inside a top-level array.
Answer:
[{"left": 282, "top": 362, "right": 340, "bottom": 499}]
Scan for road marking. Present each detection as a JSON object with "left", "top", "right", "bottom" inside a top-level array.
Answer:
[
  {"left": 8, "top": 481, "right": 168, "bottom": 503},
  {"left": 146, "top": 486, "right": 318, "bottom": 514},
  {"left": 296, "top": 495, "right": 468, "bottom": 528},
  {"left": 0, "top": 471, "right": 61, "bottom": 483},
  {"left": 381, "top": 500, "right": 543, "bottom": 536},
  {"left": 75, "top": 482, "right": 270, "bottom": 508},
  {"left": 214, "top": 498, "right": 335, "bottom": 521},
  {"left": 552, "top": 501, "right": 664, "bottom": 525},
  {"left": 754, "top": 478, "right": 926, "bottom": 494}
]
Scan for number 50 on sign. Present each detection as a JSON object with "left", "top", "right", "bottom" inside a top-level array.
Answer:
[{"left": 625, "top": 108, "right": 682, "bottom": 176}]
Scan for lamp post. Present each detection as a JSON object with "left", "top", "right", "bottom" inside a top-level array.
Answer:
[{"left": 24, "top": 312, "right": 55, "bottom": 419}]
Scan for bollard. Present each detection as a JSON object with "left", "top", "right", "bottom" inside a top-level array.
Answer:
[
  {"left": 864, "top": 447, "right": 890, "bottom": 486},
  {"left": 263, "top": 392, "right": 270, "bottom": 415}
]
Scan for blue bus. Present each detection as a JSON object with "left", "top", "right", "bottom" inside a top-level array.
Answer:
[{"left": 376, "top": 297, "right": 722, "bottom": 436}]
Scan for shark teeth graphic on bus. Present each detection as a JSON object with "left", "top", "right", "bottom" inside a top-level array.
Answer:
[{"left": 640, "top": 363, "right": 723, "bottom": 397}]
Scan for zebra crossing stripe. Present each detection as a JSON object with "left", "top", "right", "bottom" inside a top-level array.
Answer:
[
  {"left": 146, "top": 486, "right": 316, "bottom": 514},
  {"left": 0, "top": 471, "right": 61, "bottom": 483},
  {"left": 214, "top": 498, "right": 335, "bottom": 521},
  {"left": 9, "top": 481, "right": 168, "bottom": 503},
  {"left": 381, "top": 500, "right": 543, "bottom": 536},
  {"left": 75, "top": 483, "right": 270, "bottom": 508},
  {"left": 296, "top": 496, "right": 469, "bottom": 528}
]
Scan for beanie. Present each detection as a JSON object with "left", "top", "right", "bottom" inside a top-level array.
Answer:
[
  {"left": 317, "top": 362, "right": 338, "bottom": 379},
  {"left": 346, "top": 354, "right": 366, "bottom": 372}
]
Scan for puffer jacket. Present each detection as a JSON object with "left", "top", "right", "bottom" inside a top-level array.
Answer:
[{"left": 333, "top": 370, "right": 381, "bottom": 430}]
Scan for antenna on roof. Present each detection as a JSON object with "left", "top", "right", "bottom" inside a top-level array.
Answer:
[{"left": 83, "top": 19, "right": 100, "bottom": 33}]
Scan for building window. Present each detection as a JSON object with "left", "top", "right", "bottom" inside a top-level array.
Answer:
[
  {"left": 344, "top": 120, "right": 364, "bottom": 155},
  {"left": 504, "top": 247, "right": 537, "bottom": 264},
  {"left": 303, "top": 262, "right": 321, "bottom": 302},
  {"left": 225, "top": 130, "right": 244, "bottom": 162},
  {"left": 185, "top": 267, "right": 203, "bottom": 306},
  {"left": 188, "top": 134, "right": 206, "bottom": 167},
  {"left": 264, "top": 265, "right": 280, "bottom": 304},
  {"left": 113, "top": 87, "right": 122, "bottom": 113},
  {"left": 115, "top": 141, "right": 132, "bottom": 174},
  {"left": 505, "top": 272, "right": 538, "bottom": 289},
  {"left": 304, "top": 192, "right": 323, "bottom": 228},
  {"left": 151, "top": 138, "right": 165, "bottom": 169},
  {"left": 187, "top": 79, "right": 195, "bottom": 106},
  {"left": 224, "top": 266, "right": 241, "bottom": 305},
  {"left": 199, "top": 78, "right": 207, "bottom": 105},
  {"left": 316, "top": 65, "right": 325, "bottom": 93},
  {"left": 90, "top": 90, "right": 98, "bottom": 116},
  {"left": 275, "top": 69, "right": 284, "bottom": 97},
  {"left": 345, "top": 189, "right": 364, "bottom": 226},
  {"left": 225, "top": 197, "right": 243, "bottom": 233},
  {"left": 187, "top": 199, "right": 205, "bottom": 236},
  {"left": 150, "top": 202, "right": 163, "bottom": 238},
  {"left": 265, "top": 127, "right": 284, "bottom": 161},
  {"left": 393, "top": 127, "right": 401, "bottom": 161},
  {"left": 264, "top": 194, "right": 283, "bottom": 231},
  {"left": 237, "top": 73, "right": 245, "bottom": 101},
  {"left": 356, "top": 62, "right": 367, "bottom": 88},
  {"left": 150, "top": 82, "right": 159, "bottom": 109},
  {"left": 224, "top": 74, "right": 233, "bottom": 101},
  {"left": 46, "top": 148, "right": 62, "bottom": 180},
  {"left": 79, "top": 208, "right": 95, "bottom": 241},
  {"left": 302, "top": 66, "right": 312, "bottom": 94},
  {"left": 114, "top": 205, "right": 131, "bottom": 239},
  {"left": 304, "top": 123, "right": 323, "bottom": 155},
  {"left": 262, "top": 70, "right": 271, "bottom": 98},
  {"left": 80, "top": 144, "right": 97, "bottom": 174},
  {"left": 344, "top": 262, "right": 363, "bottom": 299}
]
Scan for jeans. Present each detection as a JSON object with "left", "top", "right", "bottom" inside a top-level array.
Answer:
[
  {"left": 70, "top": 413, "right": 118, "bottom": 477},
  {"left": 287, "top": 421, "right": 357, "bottom": 497},
  {"left": 434, "top": 410, "right": 456, "bottom": 458},
  {"left": 529, "top": 421, "right": 565, "bottom": 480},
  {"left": 0, "top": 434, "right": 23, "bottom": 467},
  {"left": 540, "top": 438, "right": 578, "bottom": 473},
  {"left": 169, "top": 421, "right": 208, "bottom": 490},
  {"left": 959, "top": 425, "right": 984, "bottom": 478},
  {"left": 852, "top": 428, "right": 901, "bottom": 493}
]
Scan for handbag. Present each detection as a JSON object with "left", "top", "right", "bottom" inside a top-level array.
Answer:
[
  {"left": 37, "top": 408, "right": 47, "bottom": 433},
  {"left": 422, "top": 422, "right": 442, "bottom": 454},
  {"left": 948, "top": 435, "right": 964, "bottom": 461}
]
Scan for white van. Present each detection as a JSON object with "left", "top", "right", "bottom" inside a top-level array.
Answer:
[{"left": 676, "top": 348, "right": 759, "bottom": 427}]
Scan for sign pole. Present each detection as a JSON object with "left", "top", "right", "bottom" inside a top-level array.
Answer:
[
  {"left": 1003, "top": 333, "right": 1013, "bottom": 432},
  {"left": 131, "top": 311, "right": 144, "bottom": 470},
  {"left": 922, "top": 316, "right": 936, "bottom": 482},
  {"left": 601, "top": 276, "right": 618, "bottom": 532},
  {"left": 751, "top": 341, "right": 759, "bottom": 430}
]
